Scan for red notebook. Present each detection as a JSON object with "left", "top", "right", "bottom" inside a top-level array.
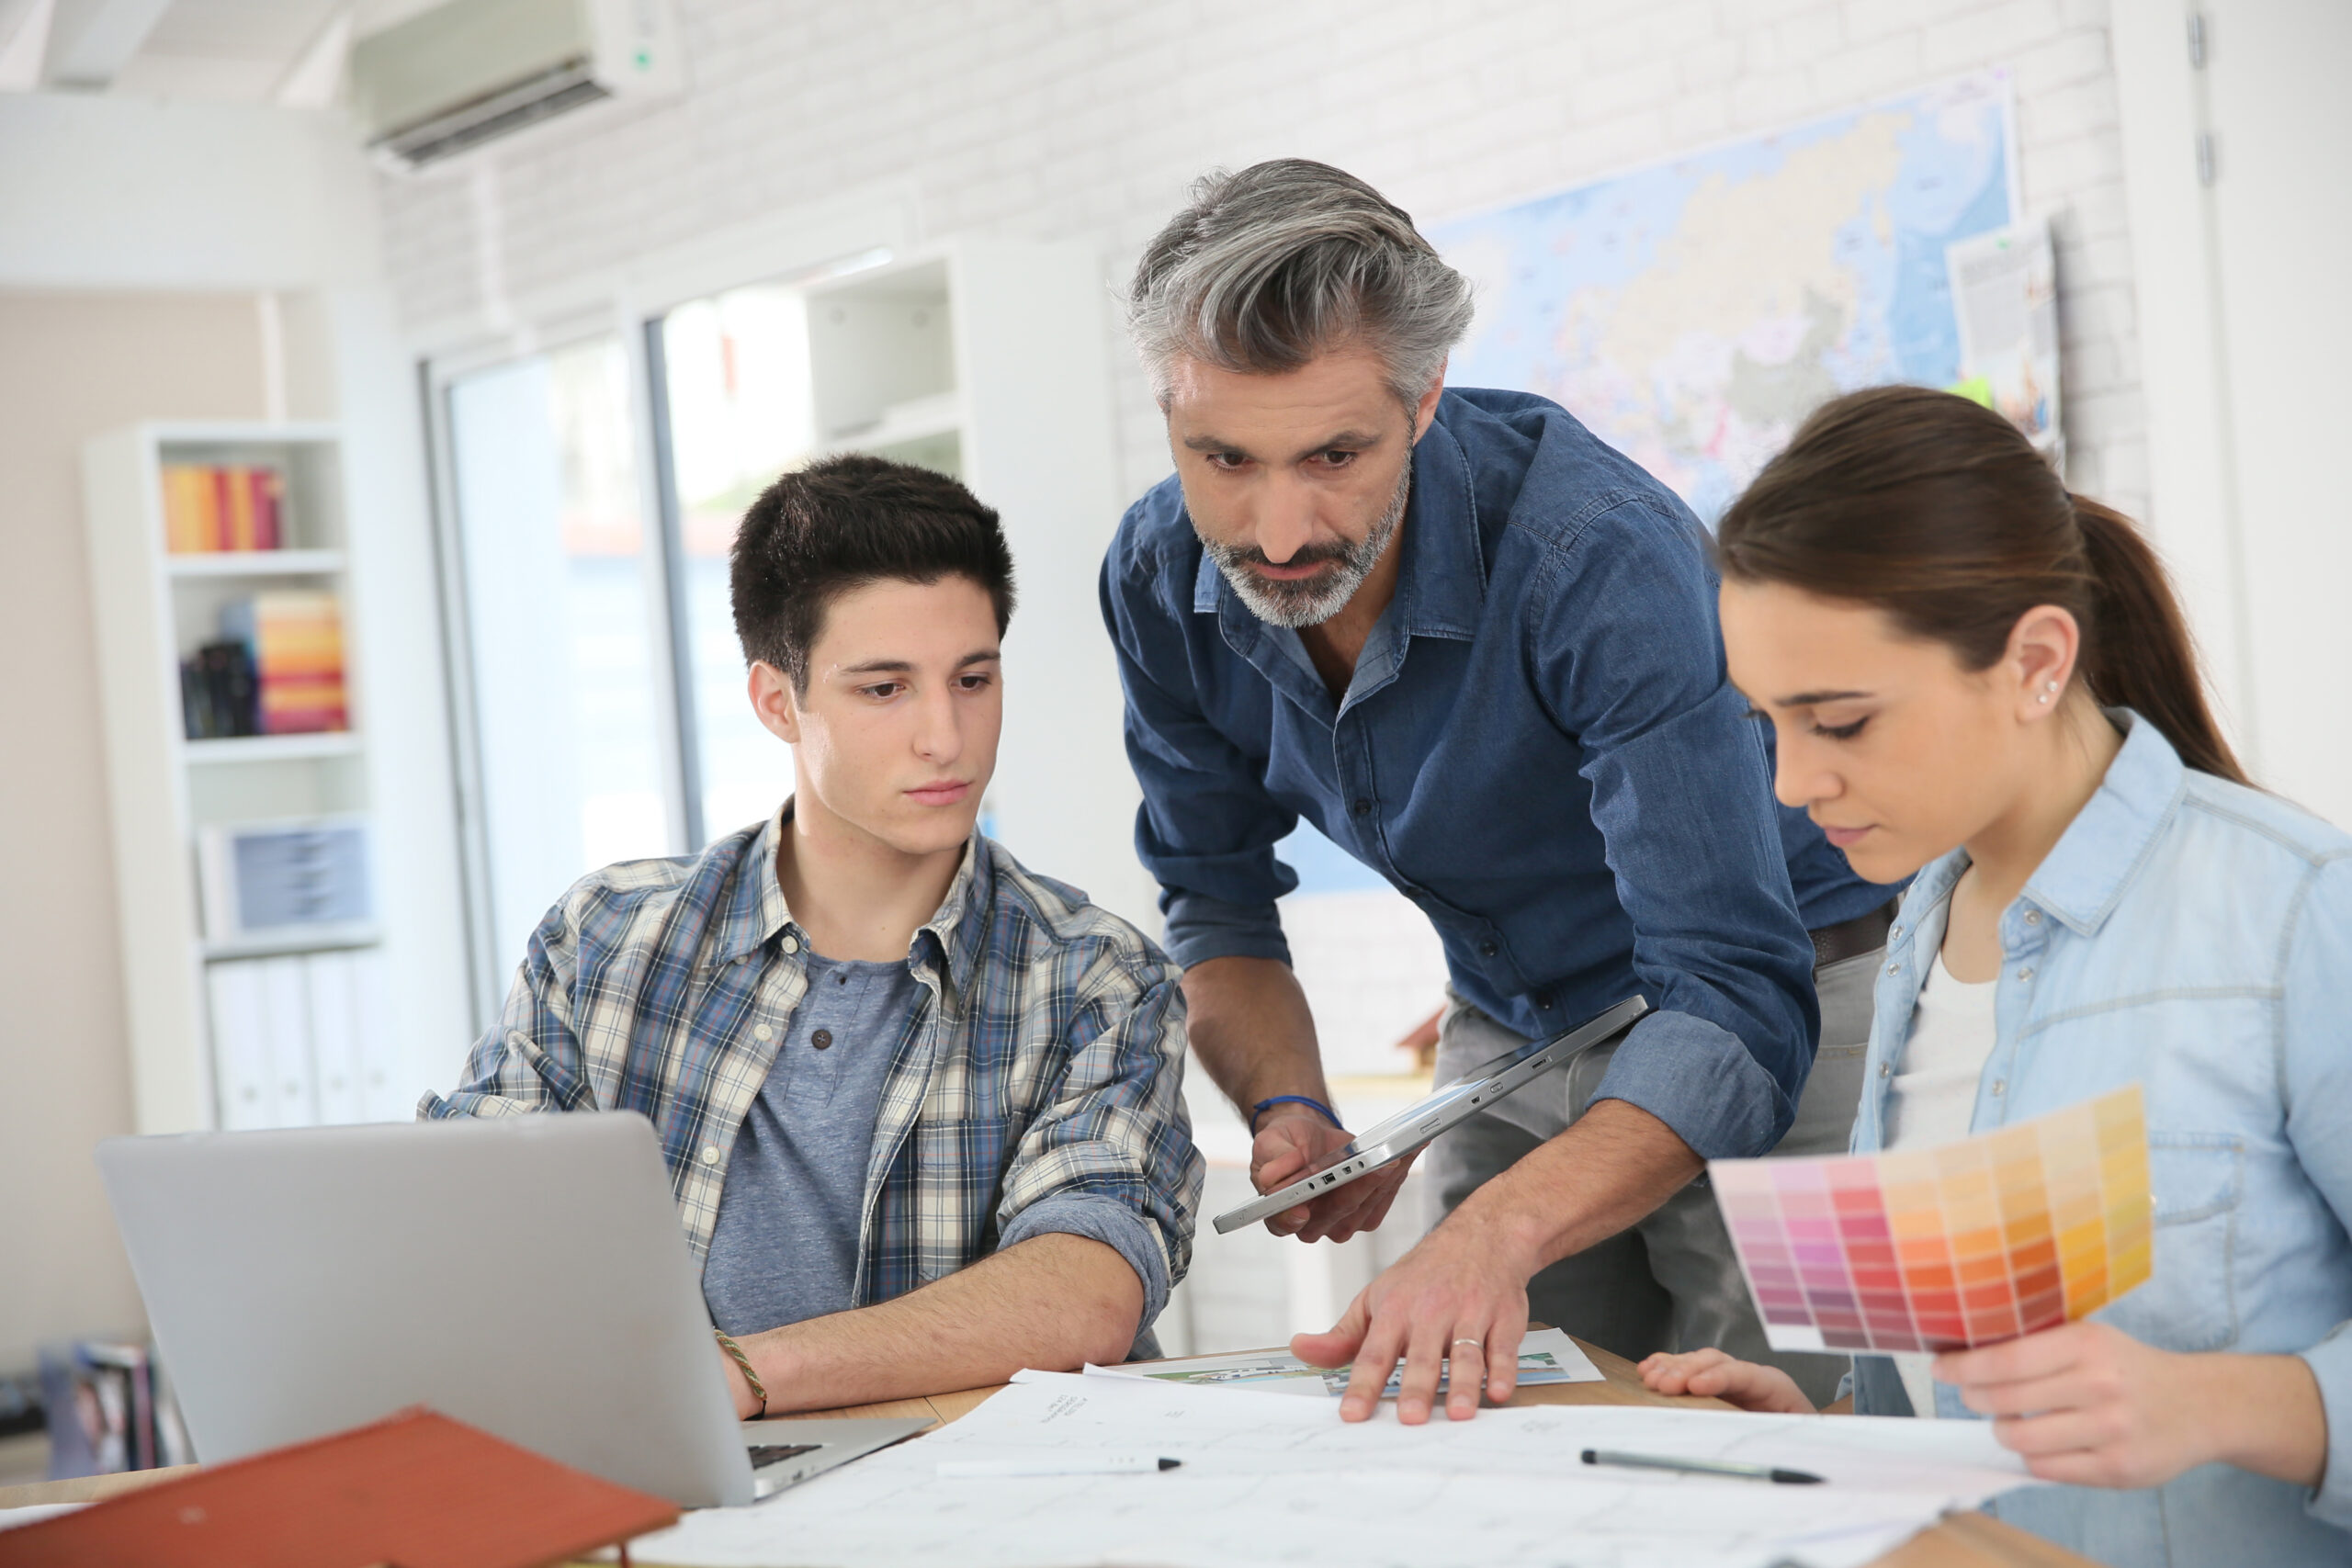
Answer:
[{"left": 0, "top": 1406, "right": 681, "bottom": 1568}]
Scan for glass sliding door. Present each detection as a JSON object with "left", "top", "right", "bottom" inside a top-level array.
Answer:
[
  {"left": 650, "top": 284, "right": 819, "bottom": 844},
  {"left": 445, "top": 337, "right": 675, "bottom": 970}
]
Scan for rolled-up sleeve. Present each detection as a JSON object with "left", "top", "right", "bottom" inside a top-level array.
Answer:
[
  {"left": 2282, "top": 856, "right": 2352, "bottom": 1530},
  {"left": 1160, "top": 887, "right": 1291, "bottom": 970},
  {"left": 994, "top": 953, "right": 1205, "bottom": 1327},
  {"left": 1099, "top": 525, "right": 1299, "bottom": 968},
  {"left": 1000, "top": 1193, "right": 1172, "bottom": 1330},
  {"left": 1524, "top": 498, "right": 1820, "bottom": 1158}
]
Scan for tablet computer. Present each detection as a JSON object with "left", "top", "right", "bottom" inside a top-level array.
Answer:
[{"left": 1211, "top": 994, "right": 1652, "bottom": 1235}]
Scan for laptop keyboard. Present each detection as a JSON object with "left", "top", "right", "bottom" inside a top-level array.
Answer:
[{"left": 748, "top": 1442, "right": 823, "bottom": 1470}]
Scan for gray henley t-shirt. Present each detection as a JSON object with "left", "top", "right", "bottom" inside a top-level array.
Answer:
[{"left": 700, "top": 949, "right": 1168, "bottom": 1340}]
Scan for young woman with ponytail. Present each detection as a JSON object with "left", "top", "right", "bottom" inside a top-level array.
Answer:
[{"left": 1638, "top": 386, "right": 2352, "bottom": 1567}]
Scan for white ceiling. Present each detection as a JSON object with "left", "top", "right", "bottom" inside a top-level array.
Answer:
[
  {"left": 1, "top": 0, "right": 445, "bottom": 102},
  {"left": 115, "top": 0, "right": 345, "bottom": 100}
]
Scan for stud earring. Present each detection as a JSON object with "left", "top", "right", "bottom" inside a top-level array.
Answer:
[{"left": 2038, "top": 681, "right": 2058, "bottom": 705}]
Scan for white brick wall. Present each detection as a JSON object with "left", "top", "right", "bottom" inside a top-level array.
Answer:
[
  {"left": 374, "top": 0, "right": 2148, "bottom": 520},
  {"left": 366, "top": 0, "right": 2158, "bottom": 1362}
]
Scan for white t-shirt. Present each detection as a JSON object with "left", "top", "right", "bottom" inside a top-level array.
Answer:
[
  {"left": 1884, "top": 947, "right": 2000, "bottom": 1416},
  {"left": 1884, "top": 949, "right": 2000, "bottom": 1149}
]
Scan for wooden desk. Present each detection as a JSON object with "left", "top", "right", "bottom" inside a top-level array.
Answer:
[{"left": 0, "top": 1338, "right": 2090, "bottom": 1567}]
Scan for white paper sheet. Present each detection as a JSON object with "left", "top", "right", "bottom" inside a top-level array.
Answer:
[
  {"left": 632, "top": 1369, "right": 2042, "bottom": 1568},
  {"left": 1947, "top": 220, "right": 2063, "bottom": 463},
  {"left": 1083, "top": 1326, "right": 1604, "bottom": 1399}
]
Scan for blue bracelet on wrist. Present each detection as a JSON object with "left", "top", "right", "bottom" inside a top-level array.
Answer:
[{"left": 1250, "top": 1094, "right": 1344, "bottom": 1134}]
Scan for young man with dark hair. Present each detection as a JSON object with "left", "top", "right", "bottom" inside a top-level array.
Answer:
[{"left": 429, "top": 455, "right": 1202, "bottom": 1416}]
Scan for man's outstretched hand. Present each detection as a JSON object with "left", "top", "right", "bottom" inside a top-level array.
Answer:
[
  {"left": 1285, "top": 1100, "right": 1699, "bottom": 1424},
  {"left": 1290, "top": 1211, "right": 1532, "bottom": 1424},
  {"left": 1250, "top": 1104, "right": 1417, "bottom": 1243}
]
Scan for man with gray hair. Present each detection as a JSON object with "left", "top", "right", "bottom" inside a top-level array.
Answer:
[{"left": 1099, "top": 159, "right": 1895, "bottom": 1424}]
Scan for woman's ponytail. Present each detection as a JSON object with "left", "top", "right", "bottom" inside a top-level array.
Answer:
[
  {"left": 1717, "top": 385, "right": 2251, "bottom": 787},
  {"left": 2071, "top": 497, "right": 2248, "bottom": 784}
]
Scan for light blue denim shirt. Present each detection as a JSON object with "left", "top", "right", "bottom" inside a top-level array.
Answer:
[{"left": 1847, "top": 713, "right": 2352, "bottom": 1567}]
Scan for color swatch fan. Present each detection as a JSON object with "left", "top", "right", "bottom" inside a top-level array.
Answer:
[{"left": 1711, "top": 1085, "right": 2151, "bottom": 1353}]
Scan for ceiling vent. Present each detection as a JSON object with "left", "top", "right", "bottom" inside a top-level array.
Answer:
[{"left": 351, "top": 0, "right": 680, "bottom": 169}]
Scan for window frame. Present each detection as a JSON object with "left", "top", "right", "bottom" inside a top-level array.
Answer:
[{"left": 414, "top": 202, "right": 910, "bottom": 1032}]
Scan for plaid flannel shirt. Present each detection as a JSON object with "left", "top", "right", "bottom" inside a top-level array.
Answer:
[{"left": 422, "top": 810, "right": 1202, "bottom": 1314}]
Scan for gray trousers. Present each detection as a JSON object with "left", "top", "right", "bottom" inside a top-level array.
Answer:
[{"left": 1426, "top": 950, "right": 1881, "bottom": 1407}]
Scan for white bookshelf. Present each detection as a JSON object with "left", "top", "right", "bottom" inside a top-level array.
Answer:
[
  {"left": 165, "top": 548, "right": 345, "bottom": 579},
  {"left": 797, "top": 243, "right": 1152, "bottom": 932},
  {"left": 185, "top": 732, "right": 364, "bottom": 765},
  {"left": 83, "top": 422, "right": 408, "bottom": 1134}
]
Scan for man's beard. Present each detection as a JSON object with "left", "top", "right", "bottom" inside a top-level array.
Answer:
[{"left": 1200, "top": 464, "right": 1410, "bottom": 629}]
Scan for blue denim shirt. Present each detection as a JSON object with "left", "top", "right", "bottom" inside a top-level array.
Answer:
[
  {"left": 1848, "top": 714, "right": 2352, "bottom": 1566},
  {"left": 1099, "top": 388, "right": 1883, "bottom": 1158}
]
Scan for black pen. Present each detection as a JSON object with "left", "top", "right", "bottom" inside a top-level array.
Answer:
[{"left": 1581, "top": 1448, "right": 1824, "bottom": 1484}]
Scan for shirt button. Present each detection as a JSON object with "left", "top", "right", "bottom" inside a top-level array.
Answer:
[
  {"left": 811, "top": 1029, "right": 834, "bottom": 1050},
  {"left": 700, "top": 1146, "right": 719, "bottom": 1165},
  {"left": 1886, "top": 963, "right": 1900, "bottom": 976},
  {"left": 1478, "top": 941, "right": 1498, "bottom": 957},
  {"left": 753, "top": 1024, "right": 775, "bottom": 1042},
  {"left": 2018, "top": 967, "right": 2034, "bottom": 982},
  {"left": 1889, "top": 925, "right": 1903, "bottom": 941},
  {"left": 1992, "top": 1079, "right": 2007, "bottom": 1096},
  {"left": 781, "top": 935, "right": 801, "bottom": 954},
  {"left": 1880, "top": 1063, "right": 1892, "bottom": 1077},
  {"left": 1350, "top": 798, "right": 1372, "bottom": 817},
  {"left": 2024, "top": 910, "right": 2041, "bottom": 925}
]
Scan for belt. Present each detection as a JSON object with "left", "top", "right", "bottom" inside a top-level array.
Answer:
[{"left": 1809, "top": 899, "right": 1896, "bottom": 968}]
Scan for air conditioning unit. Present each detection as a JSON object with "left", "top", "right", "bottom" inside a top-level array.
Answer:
[{"left": 350, "top": 0, "right": 681, "bottom": 169}]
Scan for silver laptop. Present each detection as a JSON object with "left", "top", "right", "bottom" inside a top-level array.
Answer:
[
  {"left": 1214, "top": 994, "right": 1652, "bottom": 1235},
  {"left": 96, "top": 1112, "right": 929, "bottom": 1507}
]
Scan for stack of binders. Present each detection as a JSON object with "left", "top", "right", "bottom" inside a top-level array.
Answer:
[{"left": 206, "top": 950, "right": 407, "bottom": 1129}]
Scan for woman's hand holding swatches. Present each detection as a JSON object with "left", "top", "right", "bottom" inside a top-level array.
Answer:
[
  {"left": 1936, "top": 1322, "right": 2327, "bottom": 1492},
  {"left": 1642, "top": 1323, "right": 2331, "bottom": 1494}
]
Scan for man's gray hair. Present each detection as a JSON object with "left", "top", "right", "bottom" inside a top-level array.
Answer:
[{"left": 1125, "top": 159, "right": 1474, "bottom": 409}]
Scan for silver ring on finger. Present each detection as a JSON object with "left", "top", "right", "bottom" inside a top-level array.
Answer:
[{"left": 1452, "top": 1337, "right": 1483, "bottom": 1352}]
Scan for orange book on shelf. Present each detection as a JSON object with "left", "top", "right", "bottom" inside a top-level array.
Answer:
[
  {"left": 211, "top": 467, "right": 236, "bottom": 550},
  {"left": 161, "top": 467, "right": 185, "bottom": 552},
  {"left": 162, "top": 466, "right": 211, "bottom": 554},
  {"left": 0, "top": 1406, "right": 680, "bottom": 1568},
  {"left": 224, "top": 466, "right": 257, "bottom": 551}
]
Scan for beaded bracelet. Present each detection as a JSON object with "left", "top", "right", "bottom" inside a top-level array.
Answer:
[{"left": 714, "top": 1328, "right": 767, "bottom": 1418}]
